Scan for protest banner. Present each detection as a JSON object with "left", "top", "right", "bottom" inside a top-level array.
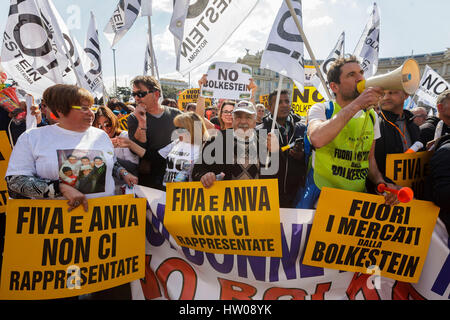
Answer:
[
  {"left": 291, "top": 83, "right": 324, "bottom": 117},
  {"left": 164, "top": 179, "right": 282, "bottom": 257},
  {"left": 385, "top": 151, "right": 434, "bottom": 200},
  {"left": 0, "top": 195, "right": 146, "bottom": 300},
  {"left": 131, "top": 185, "right": 450, "bottom": 300},
  {"left": 0, "top": 131, "right": 12, "bottom": 215},
  {"left": 200, "top": 62, "right": 253, "bottom": 100},
  {"left": 303, "top": 187, "right": 440, "bottom": 283},
  {"left": 177, "top": 88, "right": 211, "bottom": 110}
]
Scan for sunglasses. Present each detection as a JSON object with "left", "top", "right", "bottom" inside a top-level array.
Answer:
[
  {"left": 131, "top": 89, "right": 157, "bottom": 98},
  {"left": 71, "top": 105, "right": 99, "bottom": 113},
  {"left": 97, "top": 122, "right": 112, "bottom": 129}
]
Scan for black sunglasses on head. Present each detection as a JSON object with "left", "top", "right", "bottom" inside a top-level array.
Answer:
[{"left": 131, "top": 89, "right": 157, "bottom": 98}]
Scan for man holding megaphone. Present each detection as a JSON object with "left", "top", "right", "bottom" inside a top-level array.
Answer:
[{"left": 296, "top": 55, "right": 402, "bottom": 209}]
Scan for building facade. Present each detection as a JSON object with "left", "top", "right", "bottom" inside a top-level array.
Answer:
[{"left": 160, "top": 78, "right": 189, "bottom": 91}]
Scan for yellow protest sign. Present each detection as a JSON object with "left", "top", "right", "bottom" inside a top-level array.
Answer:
[
  {"left": 118, "top": 114, "right": 130, "bottom": 131},
  {"left": 164, "top": 179, "right": 282, "bottom": 257},
  {"left": 259, "top": 94, "right": 269, "bottom": 108},
  {"left": 385, "top": 151, "right": 433, "bottom": 200},
  {"left": 0, "top": 195, "right": 147, "bottom": 300},
  {"left": 0, "top": 131, "right": 12, "bottom": 214},
  {"left": 303, "top": 187, "right": 440, "bottom": 283},
  {"left": 178, "top": 88, "right": 211, "bottom": 110},
  {"left": 291, "top": 85, "right": 324, "bottom": 117}
]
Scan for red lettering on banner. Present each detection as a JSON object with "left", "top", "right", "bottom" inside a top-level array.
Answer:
[
  {"left": 392, "top": 281, "right": 425, "bottom": 300},
  {"left": 218, "top": 278, "right": 257, "bottom": 300},
  {"left": 156, "top": 258, "right": 197, "bottom": 300},
  {"left": 311, "top": 282, "right": 332, "bottom": 300},
  {"left": 263, "top": 287, "right": 307, "bottom": 300},
  {"left": 346, "top": 273, "right": 381, "bottom": 300},
  {"left": 140, "top": 255, "right": 162, "bottom": 300}
]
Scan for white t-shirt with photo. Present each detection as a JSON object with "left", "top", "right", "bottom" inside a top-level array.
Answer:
[
  {"left": 6, "top": 124, "right": 116, "bottom": 199},
  {"left": 158, "top": 139, "right": 201, "bottom": 186}
]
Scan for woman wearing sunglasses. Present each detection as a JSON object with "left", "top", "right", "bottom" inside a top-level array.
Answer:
[
  {"left": 194, "top": 74, "right": 258, "bottom": 131},
  {"left": 114, "top": 112, "right": 209, "bottom": 188},
  {"left": 5, "top": 84, "right": 137, "bottom": 213},
  {"left": 93, "top": 106, "right": 139, "bottom": 193}
]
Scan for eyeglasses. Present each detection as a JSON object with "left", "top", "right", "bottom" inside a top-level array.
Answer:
[
  {"left": 131, "top": 89, "right": 157, "bottom": 98},
  {"left": 71, "top": 105, "right": 99, "bottom": 113}
]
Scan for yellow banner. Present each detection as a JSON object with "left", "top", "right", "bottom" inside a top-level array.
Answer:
[
  {"left": 303, "top": 187, "right": 440, "bottom": 283},
  {"left": 0, "top": 131, "right": 12, "bottom": 214},
  {"left": 164, "top": 179, "right": 282, "bottom": 257},
  {"left": 385, "top": 151, "right": 433, "bottom": 200},
  {"left": 291, "top": 85, "right": 324, "bottom": 117},
  {"left": 0, "top": 195, "right": 147, "bottom": 300},
  {"left": 118, "top": 114, "right": 130, "bottom": 131},
  {"left": 177, "top": 88, "right": 211, "bottom": 110}
]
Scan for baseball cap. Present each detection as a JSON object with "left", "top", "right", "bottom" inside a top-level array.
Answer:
[
  {"left": 437, "top": 89, "right": 450, "bottom": 105},
  {"left": 233, "top": 100, "right": 256, "bottom": 114}
]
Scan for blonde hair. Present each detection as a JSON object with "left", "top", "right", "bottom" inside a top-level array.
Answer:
[{"left": 173, "top": 112, "right": 209, "bottom": 144}]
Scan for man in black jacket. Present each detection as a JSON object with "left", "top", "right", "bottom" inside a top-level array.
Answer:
[
  {"left": 419, "top": 90, "right": 450, "bottom": 149},
  {"left": 256, "top": 90, "right": 306, "bottom": 208},
  {"left": 374, "top": 89, "right": 421, "bottom": 176},
  {"left": 192, "top": 101, "right": 277, "bottom": 188},
  {"left": 425, "top": 134, "right": 450, "bottom": 234}
]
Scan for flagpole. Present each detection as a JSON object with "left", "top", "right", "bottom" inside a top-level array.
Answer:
[
  {"left": 284, "top": 0, "right": 332, "bottom": 101},
  {"left": 342, "top": 31, "right": 346, "bottom": 58},
  {"left": 113, "top": 48, "right": 118, "bottom": 97},
  {"left": 147, "top": 16, "right": 156, "bottom": 77},
  {"left": 266, "top": 74, "right": 284, "bottom": 169}
]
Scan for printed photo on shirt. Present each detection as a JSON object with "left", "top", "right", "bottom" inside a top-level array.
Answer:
[{"left": 57, "top": 149, "right": 107, "bottom": 194}]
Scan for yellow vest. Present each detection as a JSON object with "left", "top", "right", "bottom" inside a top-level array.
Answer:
[{"left": 312, "top": 102, "right": 375, "bottom": 192}]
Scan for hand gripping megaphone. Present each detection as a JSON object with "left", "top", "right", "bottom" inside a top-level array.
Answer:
[{"left": 357, "top": 58, "right": 421, "bottom": 95}]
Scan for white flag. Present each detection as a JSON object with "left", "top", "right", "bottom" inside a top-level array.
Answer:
[
  {"left": 260, "top": 0, "right": 305, "bottom": 87},
  {"left": 415, "top": 65, "right": 449, "bottom": 109},
  {"left": 1, "top": 0, "right": 62, "bottom": 97},
  {"left": 104, "top": 0, "right": 142, "bottom": 48},
  {"left": 171, "top": 0, "right": 259, "bottom": 75},
  {"left": 311, "top": 31, "right": 345, "bottom": 98},
  {"left": 84, "top": 11, "right": 104, "bottom": 98},
  {"left": 140, "top": 0, "right": 152, "bottom": 17},
  {"left": 38, "top": 0, "right": 93, "bottom": 91},
  {"left": 1, "top": 0, "right": 92, "bottom": 97},
  {"left": 143, "top": 39, "right": 159, "bottom": 80},
  {"left": 353, "top": 2, "right": 380, "bottom": 78}
]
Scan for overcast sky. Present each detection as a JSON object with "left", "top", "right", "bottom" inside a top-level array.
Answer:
[{"left": 1, "top": 0, "right": 449, "bottom": 91}]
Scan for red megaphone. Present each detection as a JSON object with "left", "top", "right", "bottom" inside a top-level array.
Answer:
[{"left": 377, "top": 184, "right": 414, "bottom": 203}]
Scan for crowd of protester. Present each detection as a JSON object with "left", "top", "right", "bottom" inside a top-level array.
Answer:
[{"left": 1, "top": 57, "right": 449, "bottom": 300}]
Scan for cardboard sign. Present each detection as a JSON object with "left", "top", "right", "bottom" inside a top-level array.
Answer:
[
  {"left": 303, "top": 187, "right": 440, "bottom": 283},
  {"left": 164, "top": 179, "right": 282, "bottom": 257},
  {"left": 291, "top": 84, "right": 324, "bottom": 117},
  {"left": 0, "top": 195, "right": 147, "bottom": 300},
  {"left": 201, "top": 62, "right": 252, "bottom": 100},
  {"left": 385, "top": 151, "right": 433, "bottom": 200},
  {"left": 0, "top": 131, "right": 12, "bottom": 214},
  {"left": 259, "top": 94, "right": 269, "bottom": 108},
  {"left": 177, "top": 88, "right": 211, "bottom": 110}
]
